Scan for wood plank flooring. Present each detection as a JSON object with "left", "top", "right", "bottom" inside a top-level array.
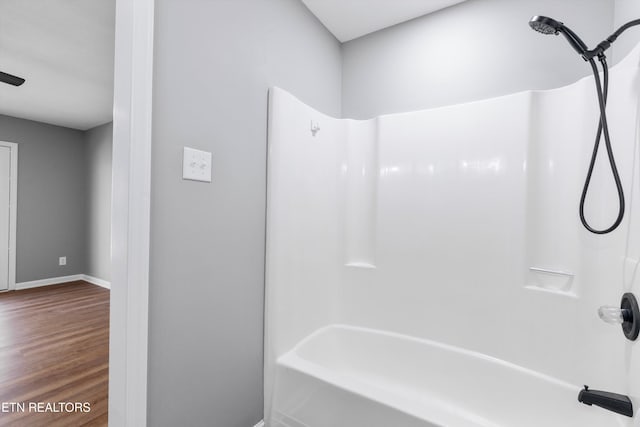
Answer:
[{"left": 0, "top": 281, "right": 109, "bottom": 426}]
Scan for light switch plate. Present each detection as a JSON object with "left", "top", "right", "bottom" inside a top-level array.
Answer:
[{"left": 183, "top": 147, "right": 212, "bottom": 182}]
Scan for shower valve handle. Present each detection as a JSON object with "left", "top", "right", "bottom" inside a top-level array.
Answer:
[
  {"left": 597, "top": 293, "right": 640, "bottom": 341},
  {"left": 598, "top": 306, "right": 629, "bottom": 325}
]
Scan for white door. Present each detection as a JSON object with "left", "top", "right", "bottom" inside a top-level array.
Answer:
[
  {"left": 0, "top": 143, "right": 16, "bottom": 291},
  {"left": 0, "top": 146, "right": 10, "bottom": 291}
]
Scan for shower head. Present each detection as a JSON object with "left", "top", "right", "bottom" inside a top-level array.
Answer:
[
  {"left": 529, "top": 15, "right": 588, "bottom": 57},
  {"left": 529, "top": 16, "right": 562, "bottom": 35}
]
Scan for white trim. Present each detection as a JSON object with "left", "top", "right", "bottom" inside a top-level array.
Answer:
[
  {"left": 15, "top": 274, "right": 84, "bottom": 290},
  {"left": 0, "top": 141, "right": 17, "bottom": 292},
  {"left": 253, "top": 421, "right": 265, "bottom": 427},
  {"left": 110, "top": 0, "right": 154, "bottom": 426},
  {"left": 82, "top": 274, "right": 111, "bottom": 289},
  {"left": 14, "top": 274, "right": 111, "bottom": 291}
]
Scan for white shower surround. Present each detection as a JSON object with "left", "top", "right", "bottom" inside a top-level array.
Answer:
[{"left": 265, "top": 45, "right": 640, "bottom": 426}]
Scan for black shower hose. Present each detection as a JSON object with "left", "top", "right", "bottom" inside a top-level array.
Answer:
[{"left": 578, "top": 56, "right": 626, "bottom": 234}]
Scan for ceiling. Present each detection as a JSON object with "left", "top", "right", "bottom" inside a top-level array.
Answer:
[
  {"left": 0, "top": 0, "right": 460, "bottom": 130},
  {"left": 0, "top": 0, "right": 115, "bottom": 131},
  {"left": 301, "top": 0, "right": 468, "bottom": 42}
]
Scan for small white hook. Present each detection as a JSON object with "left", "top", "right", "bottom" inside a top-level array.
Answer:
[{"left": 310, "top": 120, "right": 320, "bottom": 137}]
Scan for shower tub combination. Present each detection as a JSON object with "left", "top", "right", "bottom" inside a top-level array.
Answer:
[{"left": 264, "top": 46, "right": 640, "bottom": 427}]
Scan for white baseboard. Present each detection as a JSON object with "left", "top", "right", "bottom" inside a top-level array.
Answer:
[
  {"left": 254, "top": 421, "right": 265, "bottom": 427},
  {"left": 15, "top": 274, "right": 111, "bottom": 290},
  {"left": 15, "top": 274, "right": 85, "bottom": 290},
  {"left": 82, "top": 274, "right": 111, "bottom": 289}
]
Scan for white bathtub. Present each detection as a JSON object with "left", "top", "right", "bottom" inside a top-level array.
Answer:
[{"left": 269, "top": 325, "right": 625, "bottom": 427}]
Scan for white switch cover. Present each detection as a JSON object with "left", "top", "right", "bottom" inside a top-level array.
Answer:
[{"left": 183, "top": 147, "right": 212, "bottom": 182}]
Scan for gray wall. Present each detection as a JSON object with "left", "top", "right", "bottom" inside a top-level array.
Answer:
[
  {"left": 148, "top": 0, "right": 341, "bottom": 425},
  {"left": 85, "top": 122, "right": 112, "bottom": 282},
  {"left": 341, "top": 0, "right": 614, "bottom": 119},
  {"left": 0, "top": 114, "right": 87, "bottom": 282},
  {"left": 613, "top": 0, "right": 640, "bottom": 62}
]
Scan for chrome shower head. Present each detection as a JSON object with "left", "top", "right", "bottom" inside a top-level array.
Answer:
[{"left": 529, "top": 16, "right": 563, "bottom": 35}]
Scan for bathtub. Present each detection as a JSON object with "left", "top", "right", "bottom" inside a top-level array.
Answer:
[{"left": 269, "top": 325, "right": 625, "bottom": 427}]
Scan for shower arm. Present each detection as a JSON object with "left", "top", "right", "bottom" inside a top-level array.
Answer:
[{"left": 581, "top": 19, "right": 640, "bottom": 60}]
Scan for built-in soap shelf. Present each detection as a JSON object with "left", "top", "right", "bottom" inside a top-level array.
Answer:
[
  {"left": 528, "top": 267, "right": 574, "bottom": 277},
  {"left": 345, "top": 262, "right": 376, "bottom": 269},
  {"left": 525, "top": 266, "right": 577, "bottom": 298}
]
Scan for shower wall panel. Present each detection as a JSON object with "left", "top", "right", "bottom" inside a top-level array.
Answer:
[{"left": 265, "top": 45, "right": 640, "bottom": 422}]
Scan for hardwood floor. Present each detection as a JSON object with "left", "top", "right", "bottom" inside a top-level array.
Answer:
[{"left": 0, "top": 281, "right": 109, "bottom": 426}]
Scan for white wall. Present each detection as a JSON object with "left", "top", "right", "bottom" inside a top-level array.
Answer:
[
  {"left": 264, "top": 88, "right": 348, "bottom": 422},
  {"left": 148, "top": 0, "right": 341, "bottom": 426},
  {"left": 342, "top": 0, "right": 614, "bottom": 119}
]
